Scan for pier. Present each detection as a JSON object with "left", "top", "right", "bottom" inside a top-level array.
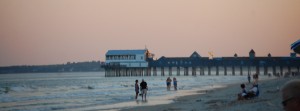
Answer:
[{"left": 103, "top": 49, "right": 300, "bottom": 77}]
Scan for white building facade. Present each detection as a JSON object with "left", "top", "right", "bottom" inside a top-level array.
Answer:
[{"left": 105, "top": 49, "right": 151, "bottom": 67}]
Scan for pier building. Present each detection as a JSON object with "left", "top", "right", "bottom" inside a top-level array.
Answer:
[
  {"left": 103, "top": 49, "right": 300, "bottom": 77},
  {"left": 103, "top": 49, "right": 154, "bottom": 77}
]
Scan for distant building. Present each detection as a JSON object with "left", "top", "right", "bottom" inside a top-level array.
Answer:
[
  {"left": 249, "top": 49, "right": 255, "bottom": 59},
  {"left": 105, "top": 49, "right": 153, "bottom": 68},
  {"left": 103, "top": 49, "right": 300, "bottom": 77}
]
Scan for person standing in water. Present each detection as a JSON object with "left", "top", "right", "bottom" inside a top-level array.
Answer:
[
  {"left": 140, "top": 79, "right": 148, "bottom": 101},
  {"left": 173, "top": 77, "right": 177, "bottom": 90},
  {"left": 135, "top": 80, "right": 139, "bottom": 99},
  {"left": 166, "top": 77, "right": 172, "bottom": 91}
]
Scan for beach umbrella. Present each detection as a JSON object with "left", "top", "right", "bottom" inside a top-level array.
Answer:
[{"left": 291, "top": 39, "right": 300, "bottom": 54}]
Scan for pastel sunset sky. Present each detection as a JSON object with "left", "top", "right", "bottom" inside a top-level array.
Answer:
[{"left": 0, "top": 0, "right": 299, "bottom": 66}]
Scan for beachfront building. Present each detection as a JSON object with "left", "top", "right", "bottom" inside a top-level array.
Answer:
[
  {"left": 103, "top": 49, "right": 300, "bottom": 77},
  {"left": 103, "top": 49, "right": 154, "bottom": 77}
]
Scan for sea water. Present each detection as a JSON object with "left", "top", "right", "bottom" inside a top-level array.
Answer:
[{"left": 0, "top": 72, "right": 274, "bottom": 111}]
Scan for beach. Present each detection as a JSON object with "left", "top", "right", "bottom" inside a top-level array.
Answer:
[
  {"left": 2, "top": 72, "right": 268, "bottom": 111},
  {"left": 122, "top": 76, "right": 300, "bottom": 111},
  {"left": 0, "top": 72, "right": 297, "bottom": 111}
]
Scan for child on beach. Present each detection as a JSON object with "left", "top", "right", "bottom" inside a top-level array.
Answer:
[
  {"left": 238, "top": 84, "right": 247, "bottom": 100},
  {"left": 238, "top": 83, "right": 259, "bottom": 100}
]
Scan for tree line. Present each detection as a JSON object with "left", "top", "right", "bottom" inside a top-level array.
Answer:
[{"left": 0, "top": 61, "right": 104, "bottom": 74}]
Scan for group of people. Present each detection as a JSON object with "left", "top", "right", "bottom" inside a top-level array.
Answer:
[
  {"left": 166, "top": 77, "right": 177, "bottom": 91},
  {"left": 238, "top": 73, "right": 300, "bottom": 111},
  {"left": 237, "top": 83, "right": 259, "bottom": 100},
  {"left": 135, "top": 79, "right": 148, "bottom": 100},
  {"left": 238, "top": 74, "right": 260, "bottom": 100},
  {"left": 134, "top": 77, "right": 178, "bottom": 101},
  {"left": 134, "top": 75, "right": 300, "bottom": 111}
]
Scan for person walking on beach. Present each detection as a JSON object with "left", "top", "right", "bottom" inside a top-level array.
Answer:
[
  {"left": 135, "top": 80, "right": 139, "bottom": 99},
  {"left": 140, "top": 79, "right": 148, "bottom": 101},
  {"left": 281, "top": 79, "right": 300, "bottom": 111},
  {"left": 166, "top": 77, "right": 172, "bottom": 91},
  {"left": 173, "top": 77, "right": 177, "bottom": 90}
]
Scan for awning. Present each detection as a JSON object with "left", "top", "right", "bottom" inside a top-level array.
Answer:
[{"left": 291, "top": 39, "right": 300, "bottom": 54}]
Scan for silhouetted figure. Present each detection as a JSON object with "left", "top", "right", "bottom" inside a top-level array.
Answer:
[
  {"left": 140, "top": 79, "right": 148, "bottom": 101},
  {"left": 173, "top": 77, "right": 177, "bottom": 90},
  {"left": 248, "top": 74, "right": 251, "bottom": 83},
  {"left": 253, "top": 73, "right": 259, "bottom": 84},
  {"left": 237, "top": 84, "right": 247, "bottom": 100},
  {"left": 166, "top": 77, "right": 172, "bottom": 91},
  {"left": 135, "top": 80, "right": 139, "bottom": 99}
]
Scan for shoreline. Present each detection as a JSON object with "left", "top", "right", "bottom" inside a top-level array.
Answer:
[
  {"left": 120, "top": 83, "right": 238, "bottom": 111},
  {"left": 69, "top": 81, "right": 229, "bottom": 111},
  {"left": 121, "top": 76, "right": 299, "bottom": 111}
]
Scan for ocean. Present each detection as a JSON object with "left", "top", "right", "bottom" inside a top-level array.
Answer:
[{"left": 0, "top": 72, "right": 274, "bottom": 111}]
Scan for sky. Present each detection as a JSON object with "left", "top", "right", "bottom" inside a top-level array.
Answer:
[{"left": 0, "top": 0, "right": 300, "bottom": 66}]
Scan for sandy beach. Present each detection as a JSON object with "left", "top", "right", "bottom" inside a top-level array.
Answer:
[{"left": 121, "top": 76, "right": 300, "bottom": 111}]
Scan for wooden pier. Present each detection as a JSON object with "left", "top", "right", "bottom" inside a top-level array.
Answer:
[{"left": 103, "top": 49, "right": 300, "bottom": 77}]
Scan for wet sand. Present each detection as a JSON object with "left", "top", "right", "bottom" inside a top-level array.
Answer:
[
  {"left": 121, "top": 76, "right": 300, "bottom": 111},
  {"left": 68, "top": 84, "right": 226, "bottom": 111}
]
